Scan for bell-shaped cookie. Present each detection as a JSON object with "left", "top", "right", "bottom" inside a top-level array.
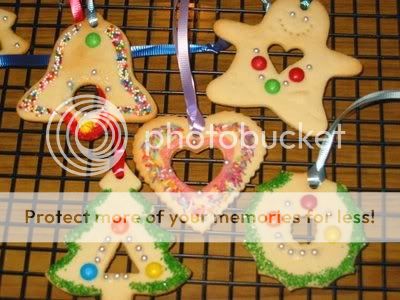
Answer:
[{"left": 17, "top": 15, "right": 157, "bottom": 123}]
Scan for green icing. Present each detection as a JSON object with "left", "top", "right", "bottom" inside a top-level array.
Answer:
[
  {"left": 47, "top": 190, "right": 190, "bottom": 296},
  {"left": 245, "top": 171, "right": 366, "bottom": 290}
]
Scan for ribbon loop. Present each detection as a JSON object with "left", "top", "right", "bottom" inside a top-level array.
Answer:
[
  {"left": 69, "top": 0, "right": 85, "bottom": 23},
  {"left": 300, "top": 0, "right": 313, "bottom": 10},
  {"left": 86, "top": 0, "right": 98, "bottom": 27},
  {"left": 173, "top": 0, "right": 205, "bottom": 132},
  {"left": 308, "top": 90, "right": 400, "bottom": 189}
]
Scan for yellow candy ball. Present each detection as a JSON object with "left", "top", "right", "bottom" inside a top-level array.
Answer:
[
  {"left": 79, "top": 121, "right": 95, "bottom": 134},
  {"left": 145, "top": 262, "right": 164, "bottom": 279},
  {"left": 324, "top": 226, "right": 341, "bottom": 242}
]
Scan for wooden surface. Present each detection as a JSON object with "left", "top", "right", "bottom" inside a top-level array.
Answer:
[{"left": 0, "top": 0, "right": 399, "bottom": 299}]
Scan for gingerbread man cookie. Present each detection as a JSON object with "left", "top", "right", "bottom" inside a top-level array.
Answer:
[
  {"left": 17, "top": 14, "right": 157, "bottom": 123},
  {"left": 206, "top": 0, "right": 362, "bottom": 134},
  {"left": 0, "top": 9, "right": 29, "bottom": 54}
]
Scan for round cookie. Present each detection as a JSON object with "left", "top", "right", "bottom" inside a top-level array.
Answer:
[
  {"left": 206, "top": 0, "right": 362, "bottom": 134},
  {"left": 133, "top": 111, "right": 266, "bottom": 232},
  {"left": 17, "top": 14, "right": 157, "bottom": 123},
  {"left": 245, "top": 171, "right": 366, "bottom": 290}
]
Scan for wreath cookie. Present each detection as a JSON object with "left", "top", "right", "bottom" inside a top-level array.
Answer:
[
  {"left": 206, "top": 0, "right": 362, "bottom": 134},
  {"left": 245, "top": 171, "right": 366, "bottom": 290}
]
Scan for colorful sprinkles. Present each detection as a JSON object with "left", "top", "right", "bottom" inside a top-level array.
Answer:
[{"left": 105, "top": 25, "right": 152, "bottom": 116}]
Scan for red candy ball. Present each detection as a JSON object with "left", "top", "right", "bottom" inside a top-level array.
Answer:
[
  {"left": 300, "top": 194, "right": 318, "bottom": 210},
  {"left": 251, "top": 56, "right": 268, "bottom": 71},
  {"left": 111, "top": 216, "right": 129, "bottom": 234},
  {"left": 289, "top": 67, "right": 305, "bottom": 82}
]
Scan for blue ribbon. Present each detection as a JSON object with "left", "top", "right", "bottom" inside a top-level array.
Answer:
[{"left": 0, "top": 40, "right": 230, "bottom": 68}]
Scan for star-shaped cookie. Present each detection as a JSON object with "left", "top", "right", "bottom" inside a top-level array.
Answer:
[
  {"left": 206, "top": 0, "right": 362, "bottom": 134},
  {"left": 0, "top": 9, "right": 29, "bottom": 54}
]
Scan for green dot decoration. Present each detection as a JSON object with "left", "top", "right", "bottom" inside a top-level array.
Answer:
[
  {"left": 85, "top": 33, "right": 101, "bottom": 48},
  {"left": 264, "top": 79, "right": 281, "bottom": 94}
]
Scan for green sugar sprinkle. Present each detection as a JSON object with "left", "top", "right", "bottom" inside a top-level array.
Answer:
[{"left": 245, "top": 171, "right": 366, "bottom": 290}]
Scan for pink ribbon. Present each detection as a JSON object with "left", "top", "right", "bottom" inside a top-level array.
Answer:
[{"left": 69, "top": 0, "right": 85, "bottom": 23}]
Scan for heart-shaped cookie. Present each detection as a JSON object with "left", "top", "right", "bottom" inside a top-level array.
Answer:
[{"left": 133, "top": 111, "right": 266, "bottom": 232}]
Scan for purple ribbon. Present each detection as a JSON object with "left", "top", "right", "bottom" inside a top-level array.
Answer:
[{"left": 173, "top": 0, "right": 205, "bottom": 131}]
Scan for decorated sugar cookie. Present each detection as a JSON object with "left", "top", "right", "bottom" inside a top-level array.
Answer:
[
  {"left": 245, "top": 171, "right": 365, "bottom": 290},
  {"left": 133, "top": 111, "right": 266, "bottom": 232},
  {"left": 47, "top": 189, "right": 190, "bottom": 300},
  {"left": 0, "top": 9, "right": 29, "bottom": 54},
  {"left": 206, "top": 0, "right": 362, "bottom": 134},
  {"left": 17, "top": 14, "right": 157, "bottom": 123}
]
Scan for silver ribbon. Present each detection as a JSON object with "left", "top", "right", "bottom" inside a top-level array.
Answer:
[
  {"left": 86, "top": 0, "right": 98, "bottom": 27},
  {"left": 308, "top": 90, "right": 400, "bottom": 188}
]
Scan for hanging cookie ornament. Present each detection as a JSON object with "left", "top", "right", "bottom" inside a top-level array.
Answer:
[
  {"left": 16, "top": 0, "right": 157, "bottom": 123},
  {"left": 47, "top": 174, "right": 190, "bottom": 299},
  {"left": 133, "top": 0, "right": 266, "bottom": 233},
  {"left": 245, "top": 90, "right": 400, "bottom": 290},
  {"left": 206, "top": 0, "right": 363, "bottom": 134},
  {"left": 0, "top": 9, "right": 29, "bottom": 54}
]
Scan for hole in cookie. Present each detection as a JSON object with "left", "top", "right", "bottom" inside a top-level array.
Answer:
[
  {"left": 104, "top": 244, "right": 139, "bottom": 274},
  {"left": 267, "top": 45, "right": 304, "bottom": 74},
  {"left": 172, "top": 148, "right": 224, "bottom": 191},
  {"left": 291, "top": 216, "right": 317, "bottom": 244},
  {"left": 73, "top": 85, "right": 105, "bottom": 113}
]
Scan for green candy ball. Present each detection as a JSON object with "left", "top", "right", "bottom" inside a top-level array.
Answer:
[
  {"left": 85, "top": 33, "right": 101, "bottom": 48},
  {"left": 264, "top": 79, "right": 281, "bottom": 94}
]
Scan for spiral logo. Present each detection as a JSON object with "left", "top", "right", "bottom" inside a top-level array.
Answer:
[{"left": 46, "top": 95, "right": 128, "bottom": 177}]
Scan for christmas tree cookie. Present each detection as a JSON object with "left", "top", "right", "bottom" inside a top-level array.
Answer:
[{"left": 47, "top": 190, "right": 190, "bottom": 299}]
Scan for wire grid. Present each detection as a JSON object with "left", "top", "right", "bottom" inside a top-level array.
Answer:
[{"left": 0, "top": 0, "right": 400, "bottom": 299}]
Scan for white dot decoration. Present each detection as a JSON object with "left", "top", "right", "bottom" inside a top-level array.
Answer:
[
  {"left": 99, "top": 246, "right": 105, "bottom": 252},
  {"left": 306, "top": 64, "right": 313, "bottom": 70},
  {"left": 105, "top": 236, "right": 111, "bottom": 242},
  {"left": 283, "top": 81, "right": 289, "bottom": 87},
  {"left": 135, "top": 245, "right": 142, "bottom": 251},
  {"left": 299, "top": 250, "right": 306, "bottom": 256},
  {"left": 95, "top": 257, "right": 101, "bottom": 263},
  {"left": 253, "top": 48, "right": 260, "bottom": 54},
  {"left": 303, "top": 16, "right": 309, "bottom": 22},
  {"left": 115, "top": 274, "right": 120, "bottom": 279},
  {"left": 288, "top": 249, "right": 294, "bottom": 255},
  {"left": 311, "top": 249, "right": 318, "bottom": 255},
  {"left": 278, "top": 243, "right": 285, "bottom": 249},
  {"left": 141, "top": 255, "right": 148, "bottom": 261},
  {"left": 284, "top": 200, "right": 291, "bottom": 206},
  {"left": 274, "top": 232, "right": 282, "bottom": 239},
  {"left": 126, "top": 236, "right": 133, "bottom": 243},
  {"left": 2, "top": 16, "right": 8, "bottom": 21},
  {"left": 123, "top": 274, "right": 129, "bottom": 279},
  {"left": 104, "top": 274, "right": 109, "bottom": 279},
  {"left": 91, "top": 69, "right": 97, "bottom": 75},
  {"left": 14, "top": 42, "right": 20, "bottom": 48},
  {"left": 105, "top": 86, "right": 111, "bottom": 92},
  {"left": 289, "top": 11, "right": 296, "bottom": 17},
  {"left": 258, "top": 75, "right": 265, "bottom": 80}
]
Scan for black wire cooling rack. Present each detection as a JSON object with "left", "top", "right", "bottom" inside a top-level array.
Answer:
[{"left": 0, "top": 0, "right": 400, "bottom": 299}]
